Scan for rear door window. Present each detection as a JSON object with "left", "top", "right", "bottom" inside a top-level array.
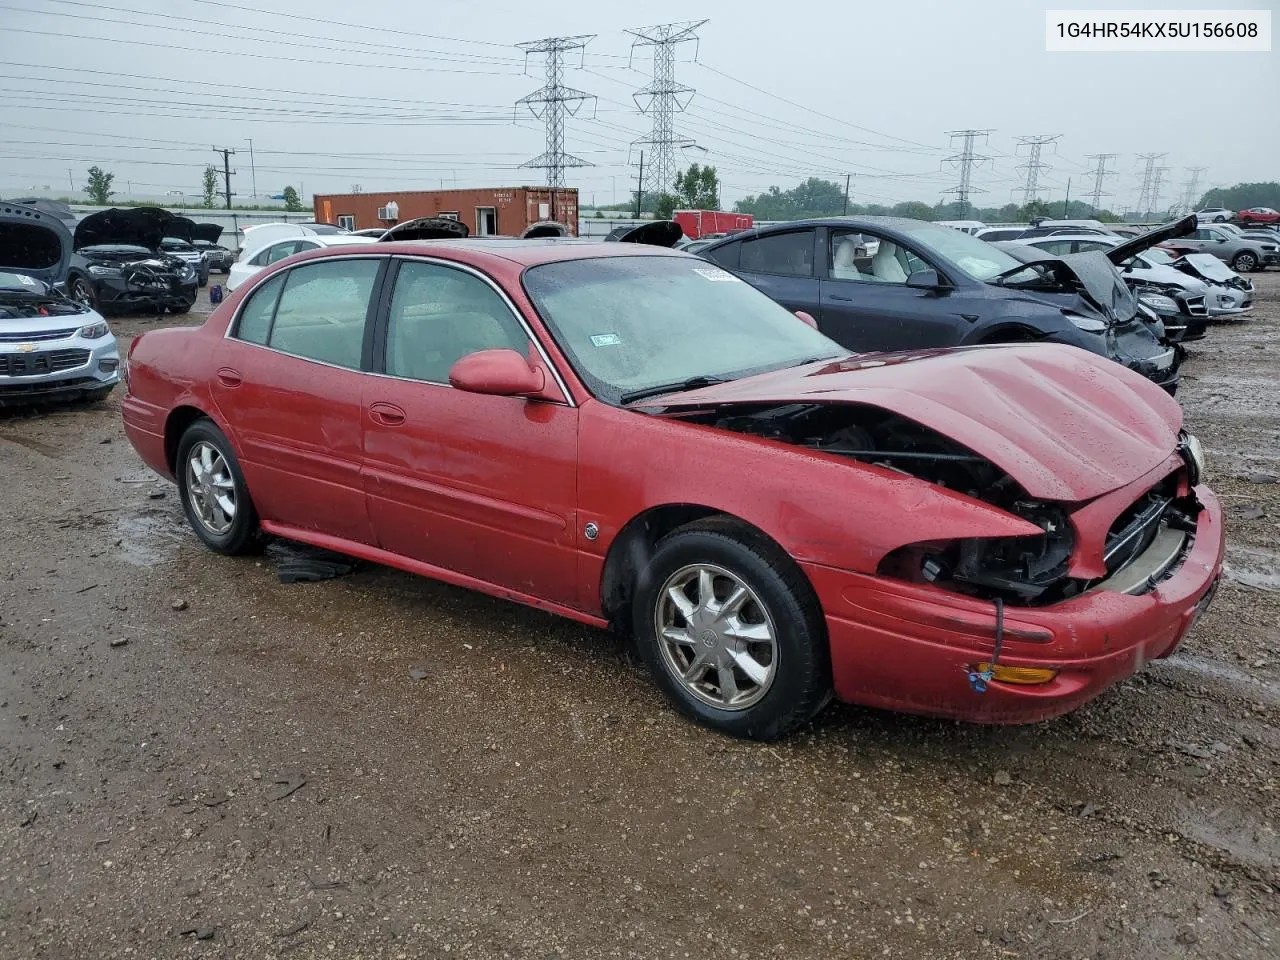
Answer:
[
  {"left": 266, "top": 259, "right": 381, "bottom": 369},
  {"left": 738, "top": 231, "right": 814, "bottom": 277}
]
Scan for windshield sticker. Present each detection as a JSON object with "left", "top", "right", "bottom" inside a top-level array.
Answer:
[
  {"left": 692, "top": 266, "right": 741, "bottom": 282},
  {"left": 590, "top": 333, "right": 622, "bottom": 347}
]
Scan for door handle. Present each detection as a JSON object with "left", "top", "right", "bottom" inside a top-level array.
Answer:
[
  {"left": 828, "top": 294, "right": 854, "bottom": 302},
  {"left": 216, "top": 367, "right": 242, "bottom": 387},
  {"left": 369, "top": 401, "right": 406, "bottom": 426}
]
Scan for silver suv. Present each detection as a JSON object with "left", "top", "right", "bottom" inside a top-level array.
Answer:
[{"left": 1, "top": 203, "right": 119, "bottom": 405}]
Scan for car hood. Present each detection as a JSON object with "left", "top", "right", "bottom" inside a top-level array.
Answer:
[
  {"left": 1103, "top": 213, "right": 1197, "bottom": 265},
  {"left": 379, "top": 217, "right": 470, "bottom": 242},
  {"left": 521, "top": 220, "right": 570, "bottom": 239},
  {"left": 0, "top": 201, "right": 73, "bottom": 283},
  {"left": 607, "top": 220, "right": 685, "bottom": 247},
  {"left": 73, "top": 206, "right": 186, "bottom": 250},
  {"left": 1172, "top": 253, "right": 1240, "bottom": 284},
  {"left": 646, "top": 344, "right": 1181, "bottom": 503},
  {"left": 1128, "top": 259, "right": 1209, "bottom": 293},
  {"left": 191, "top": 223, "right": 223, "bottom": 243},
  {"left": 163, "top": 216, "right": 196, "bottom": 242}
]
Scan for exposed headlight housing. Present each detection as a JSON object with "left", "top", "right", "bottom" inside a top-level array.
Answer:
[
  {"left": 1136, "top": 290, "right": 1179, "bottom": 314},
  {"left": 180, "top": 264, "right": 196, "bottom": 279},
  {"left": 87, "top": 264, "right": 122, "bottom": 277},
  {"left": 78, "top": 320, "right": 110, "bottom": 339},
  {"left": 1178, "top": 431, "right": 1205, "bottom": 486},
  {"left": 1063, "top": 310, "right": 1107, "bottom": 333}
]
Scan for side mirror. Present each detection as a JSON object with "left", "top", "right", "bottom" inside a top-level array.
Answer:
[
  {"left": 905, "top": 268, "right": 942, "bottom": 289},
  {"left": 794, "top": 310, "right": 818, "bottom": 329},
  {"left": 448, "top": 349, "right": 545, "bottom": 397}
]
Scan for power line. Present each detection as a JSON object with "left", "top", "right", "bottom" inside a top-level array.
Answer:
[
  {"left": 515, "top": 36, "right": 597, "bottom": 189},
  {"left": 1084, "top": 153, "right": 1119, "bottom": 213},
  {"left": 942, "top": 129, "right": 992, "bottom": 216},
  {"left": 1013, "top": 135, "right": 1061, "bottom": 204},
  {"left": 625, "top": 20, "right": 707, "bottom": 200},
  {"left": 1134, "top": 153, "right": 1169, "bottom": 218},
  {"left": 1181, "top": 166, "right": 1207, "bottom": 213}
]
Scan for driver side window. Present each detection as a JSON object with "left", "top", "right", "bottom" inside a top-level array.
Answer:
[{"left": 829, "top": 230, "right": 924, "bottom": 284}]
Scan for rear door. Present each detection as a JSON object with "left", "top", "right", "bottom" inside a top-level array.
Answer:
[
  {"left": 212, "top": 255, "right": 386, "bottom": 544},
  {"left": 817, "top": 228, "right": 961, "bottom": 351},
  {"left": 359, "top": 258, "right": 580, "bottom": 607},
  {"left": 712, "top": 228, "right": 820, "bottom": 316}
]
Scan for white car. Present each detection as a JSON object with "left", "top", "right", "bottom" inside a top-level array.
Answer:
[
  {"left": 935, "top": 220, "right": 986, "bottom": 235},
  {"left": 1195, "top": 207, "right": 1233, "bottom": 224},
  {"left": 974, "top": 226, "right": 1028, "bottom": 243},
  {"left": 226, "top": 233, "right": 377, "bottom": 292},
  {"left": 1010, "top": 233, "right": 1250, "bottom": 319}
]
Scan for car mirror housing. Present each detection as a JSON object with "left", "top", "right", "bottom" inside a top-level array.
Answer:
[
  {"left": 794, "top": 310, "right": 818, "bottom": 329},
  {"left": 905, "top": 268, "right": 942, "bottom": 289},
  {"left": 448, "top": 349, "right": 546, "bottom": 398}
]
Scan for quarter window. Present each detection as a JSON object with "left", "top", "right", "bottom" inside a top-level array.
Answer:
[
  {"left": 234, "top": 273, "right": 285, "bottom": 345},
  {"left": 266, "top": 259, "right": 381, "bottom": 369},
  {"left": 739, "top": 231, "right": 814, "bottom": 277},
  {"left": 384, "top": 261, "right": 529, "bottom": 384}
]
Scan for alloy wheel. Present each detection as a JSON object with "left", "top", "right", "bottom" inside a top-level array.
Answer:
[
  {"left": 186, "top": 440, "right": 237, "bottom": 535},
  {"left": 654, "top": 563, "right": 778, "bottom": 710}
]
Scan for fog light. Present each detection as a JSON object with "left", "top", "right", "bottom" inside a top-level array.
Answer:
[
  {"left": 974, "top": 663, "right": 1058, "bottom": 685},
  {"left": 99, "top": 359, "right": 119, "bottom": 372}
]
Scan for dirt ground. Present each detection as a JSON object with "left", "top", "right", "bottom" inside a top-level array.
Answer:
[{"left": 1, "top": 272, "right": 1277, "bottom": 960}]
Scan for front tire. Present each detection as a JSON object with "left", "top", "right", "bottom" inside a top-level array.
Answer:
[
  {"left": 1214, "top": 215, "right": 1227, "bottom": 223},
  {"left": 175, "top": 419, "right": 260, "bottom": 555},
  {"left": 632, "top": 520, "right": 832, "bottom": 740},
  {"left": 1232, "top": 252, "right": 1259, "bottom": 273},
  {"left": 69, "top": 275, "right": 97, "bottom": 310}
]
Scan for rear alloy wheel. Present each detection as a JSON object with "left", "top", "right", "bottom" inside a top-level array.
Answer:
[
  {"left": 70, "top": 276, "right": 97, "bottom": 309},
  {"left": 633, "top": 521, "right": 831, "bottom": 740},
  {"left": 1232, "top": 252, "right": 1259, "bottom": 273},
  {"left": 1214, "top": 215, "right": 1227, "bottom": 223},
  {"left": 176, "top": 419, "right": 260, "bottom": 555}
]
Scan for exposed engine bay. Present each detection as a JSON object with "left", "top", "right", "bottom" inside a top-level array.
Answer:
[
  {"left": 0, "top": 273, "right": 89, "bottom": 319},
  {"left": 687, "top": 401, "right": 1195, "bottom": 607}
]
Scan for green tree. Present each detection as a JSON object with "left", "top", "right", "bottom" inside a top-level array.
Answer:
[
  {"left": 655, "top": 163, "right": 722, "bottom": 220},
  {"left": 83, "top": 165, "right": 115, "bottom": 205},
  {"left": 891, "top": 201, "right": 934, "bottom": 220},
  {"left": 282, "top": 185, "right": 304, "bottom": 213},
  {"left": 201, "top": 165, "right": 218, "bottom": 208},
  {"left": 1198, "top": 181, "right": 1280, "bottom": 212},
  {"left": 734, "top": 177, "right": 848, "bottom": 220}
]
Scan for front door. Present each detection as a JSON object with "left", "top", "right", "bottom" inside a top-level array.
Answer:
[
  {"left": 818, "top": 228, "right": 961, "bottom": 351},
  {"left": 212, "top": 256, "right": 384, "bottom": 543},
  {"left": 360, "top": 259, "right": 580, "bottom": 607}
]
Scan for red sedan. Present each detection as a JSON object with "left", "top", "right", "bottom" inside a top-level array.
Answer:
[
  {"left": 121, "top": 240, "right": 1224, "bottom": 739},
  {"left": 1238, "top": 207, "right": 1280, "bottom": 224}
]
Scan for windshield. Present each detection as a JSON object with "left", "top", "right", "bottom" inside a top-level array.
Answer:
[
  {"left": 896, "top": 222, "right": 1022, "bottom": 281},
  {"left": 521, "top": 255, "right": 845, "bottom": 404},
  {"left": 1139, "top": 248, "right": 1175, "bottom": 266}
]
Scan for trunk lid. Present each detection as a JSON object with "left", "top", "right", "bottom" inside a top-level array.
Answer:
[{"left": 645, "top": 344, "right": 1181, "bottom": 503}]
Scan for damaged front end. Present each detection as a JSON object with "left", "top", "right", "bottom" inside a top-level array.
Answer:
[{"left": 676, "top": 398, "right": 1205, "bottom": 607}]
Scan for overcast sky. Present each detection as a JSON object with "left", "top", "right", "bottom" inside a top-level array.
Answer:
[{"left": 1, "top": 0, "right": 1275, "bottom": 210}]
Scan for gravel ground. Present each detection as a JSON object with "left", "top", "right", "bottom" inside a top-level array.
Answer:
[{"left": 1, "top": 273, "right": 1277, "bottom": 960}]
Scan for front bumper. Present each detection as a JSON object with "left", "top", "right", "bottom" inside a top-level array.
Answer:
[
  {"left": 0, "top": 334, "right": 120, "bottom": 405},
  {"left": 808, "top": 485, "right": 1224, "bottom": 723},
  {"left": 93, "top": 274, "right": 198, "bottom": 312}
]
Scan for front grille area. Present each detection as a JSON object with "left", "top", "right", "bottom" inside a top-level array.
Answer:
[
  {"left": 1104, "top": 489, "right": 1172, "bottom": 576},
  {"left": 0, "top": 348, "right": 91, "bottom": 377},
  {"left": 0, "top": 327, "right": 79, "bottom": 343}
]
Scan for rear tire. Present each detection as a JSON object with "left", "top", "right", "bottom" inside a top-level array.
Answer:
[
  {"left": 175, "top": 419, "right": 260, "bottom": 556},
  {"left": 631, "top": 519, "right": 832, "bottom": 740}
]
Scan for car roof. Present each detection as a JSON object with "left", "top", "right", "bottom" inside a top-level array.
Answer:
[
  {"left": 369, "top": 238, "right": 690, "bottom": 267},
  {"left": 1018, "top": 233, "right": 1119, "bottom": 244},
  {"left": 314, "top": 235, "right": 378, "bottom": 247}
]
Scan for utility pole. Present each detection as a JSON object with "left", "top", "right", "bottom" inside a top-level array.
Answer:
[
  {"left": 1013, "top": 134, "right": 1061, "bottom": 205},
  {"left": 213, "top": 146, "right": 236, "bottom": 209},
  {"left": 1181, "top": 166, "right": 1207, "bottom": 214},
  {"left": 67, "top": 168, "right": 73, "bottom": 191},
  {"left": 843, "top": 173, "right": 851, "bottom": 216},
  {"left": 1084, "top": 153, "right": 1118, "bottom": 214},
  {"left": 515, "top": 35, "right": 597, "bottom": 188},
  {"left": 1134, "top": 153, "right": 1168, "bottom": 220},
  {"left": 634, "top": 151, "right": 645, "bottom": 217},
  {"left": 246, "top": 138, "right": 257, "bottom": 199},
  {"left": 1063, "top": 177, "right": 1071, "bottom": 218},
  {"left": 627, "top": 20, "right": 707, "bottom": 202},
  {"left": 942, "top": 128, "right": 992, "bottom": 217}
]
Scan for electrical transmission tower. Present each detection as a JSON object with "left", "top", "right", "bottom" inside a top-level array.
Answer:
[
  {"left": 1013, "top": 135, "right": 1061, "bottom": 204},
  {"left": 942, "top": 129, "right": 992, "bottom": 217},
  {"left": 1134, "top": 153, "right": 1168, "bottom": 218},
  {"left": 1181, "top": 166, "right": 1207, "bottom": 213},
  {"left": 515, "top": 36, "right": 597, "bottom": 188},
  {"left": 627, "top": 20, "right": 707, "bottom": 201},
  {"left": 1084, "top": 153, "right": 1118, "bottom": 213}
]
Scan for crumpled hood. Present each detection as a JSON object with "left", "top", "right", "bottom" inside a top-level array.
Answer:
[
  {"left": 649, "top": 344, "right": 1181, "bottom": 503},
  {"left": 1173, "top": 253, "right": 1240, "bottom": 284}
]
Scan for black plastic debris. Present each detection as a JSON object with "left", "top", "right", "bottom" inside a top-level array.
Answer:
[{"left": 264, "top": 541, "right": 358, "bottom": 583}]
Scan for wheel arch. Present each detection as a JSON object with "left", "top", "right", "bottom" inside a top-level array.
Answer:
[
  {"left": 973, "top": 322, "right": 1043, "bottom": 344},
  {"left": 164, "top": 404, "right": 215, "bottom": 475},
  {"left": 598, "top": 503, "right": 815, "bottom": 632}
]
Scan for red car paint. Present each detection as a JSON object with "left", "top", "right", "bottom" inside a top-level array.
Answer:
[{"left": 121, "top": 240, "right": 1224, "bottom": 724}]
